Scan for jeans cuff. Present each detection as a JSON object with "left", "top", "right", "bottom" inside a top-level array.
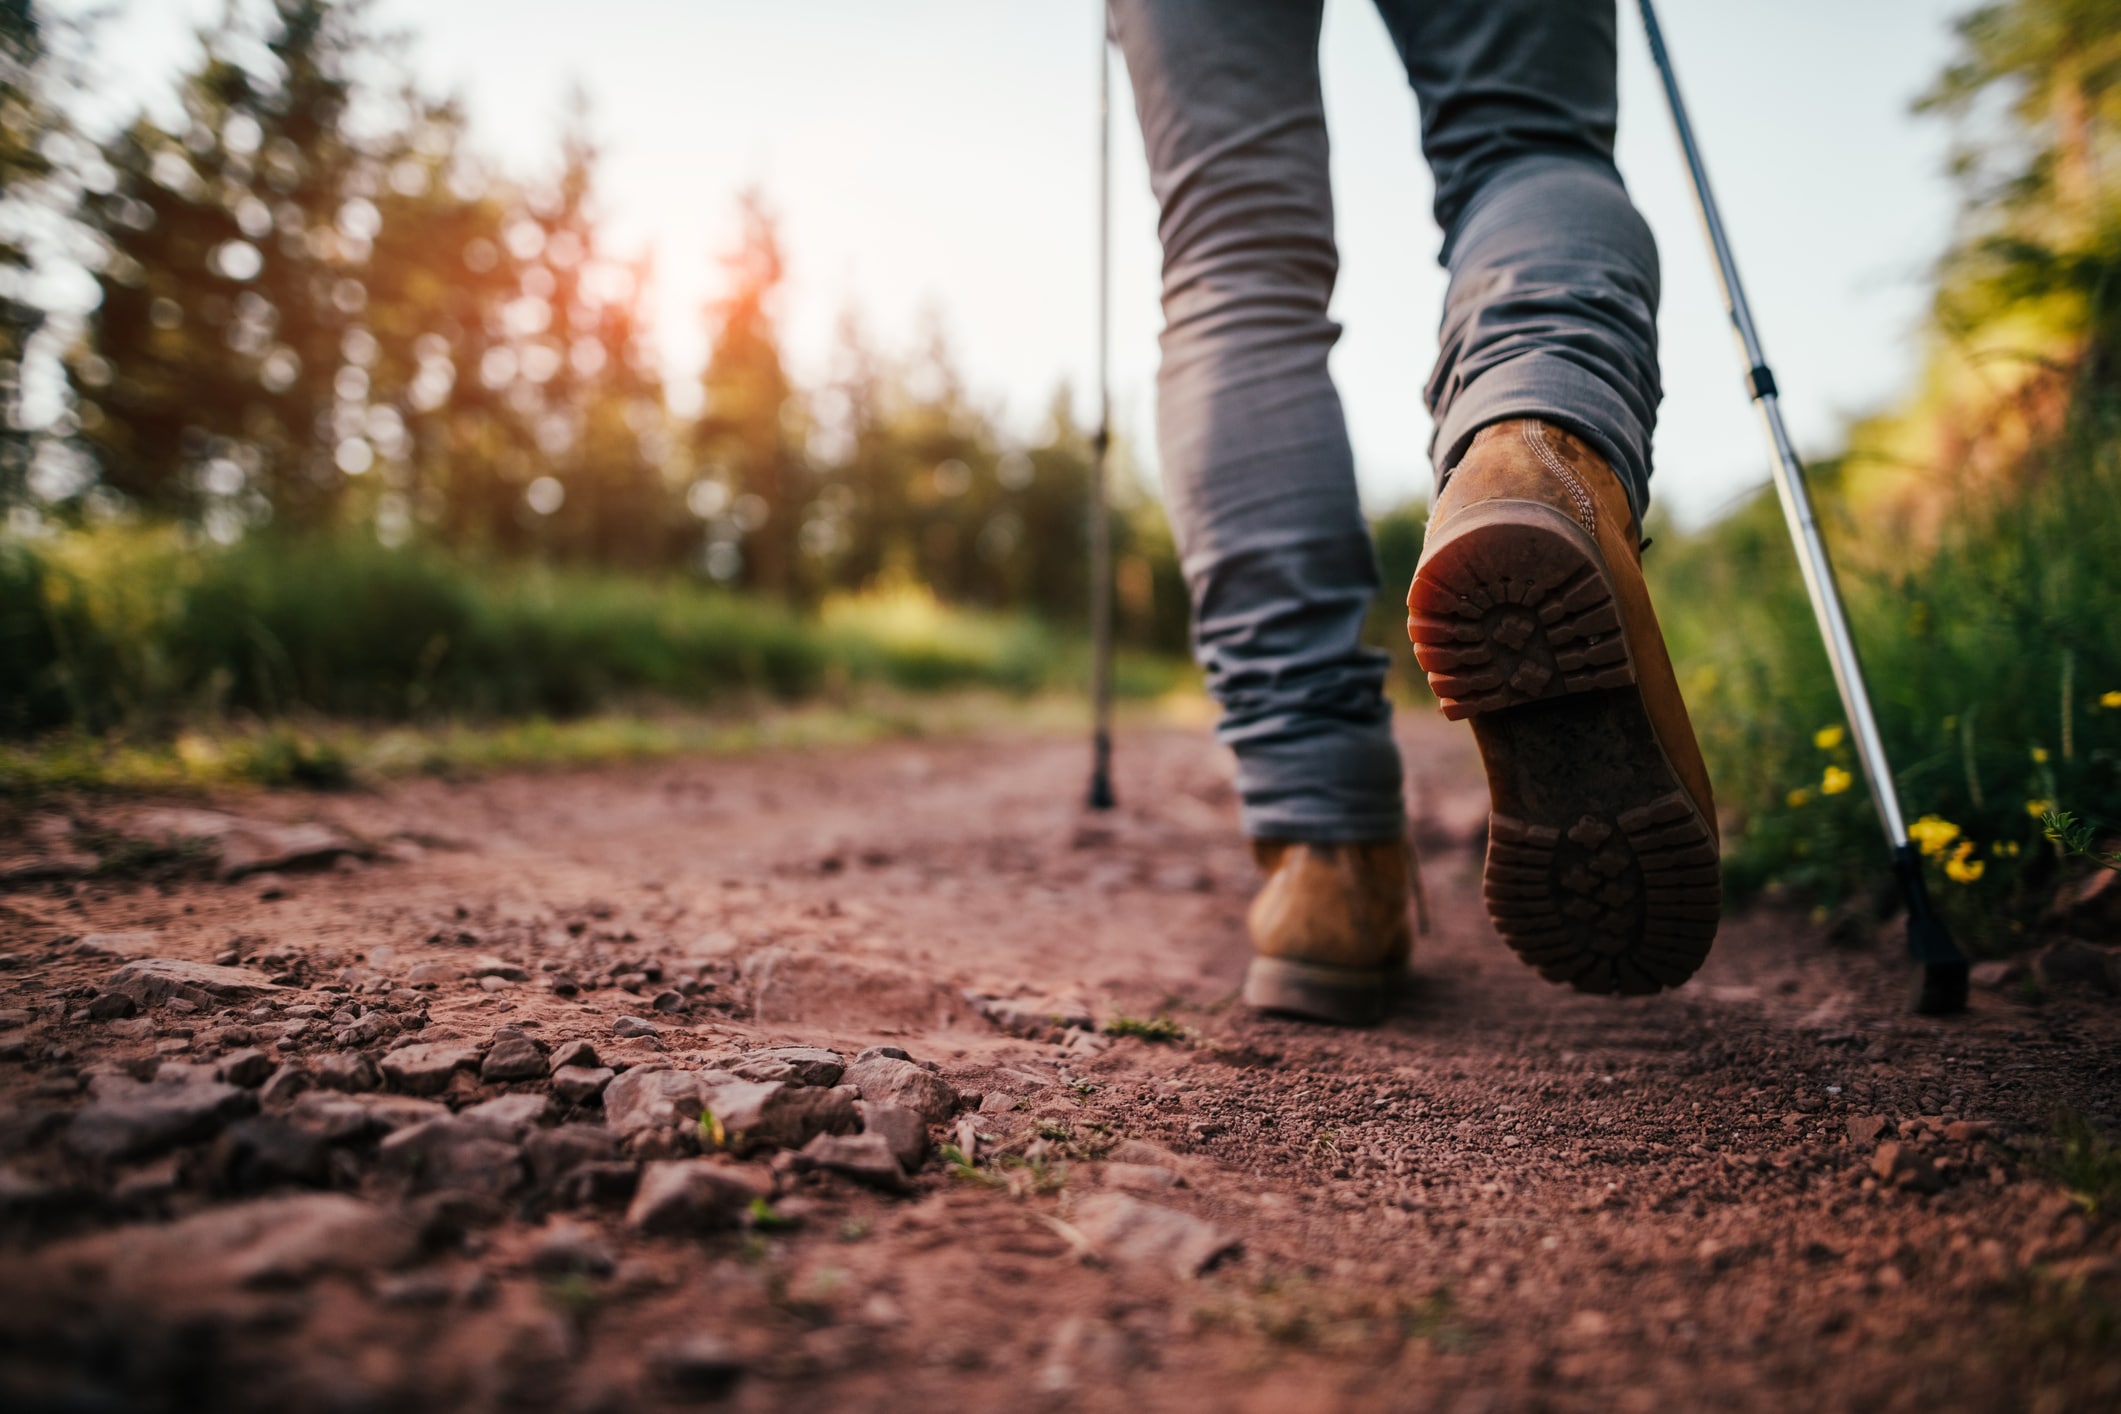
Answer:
[{"left": 1429, "top": 356, "right": 1651, "bottom": 527}]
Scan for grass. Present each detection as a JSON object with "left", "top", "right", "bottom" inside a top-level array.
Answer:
[
  {"left": 0, "top": 524, "right": 1192, "bottom": 742},
  {"left": 0, "top": 686, "right": 1211, "bottom": 799},
  {"left": 939, "top": 1142, "right": 1066, "bottom": 1197},
  {"left": 0, "top": 520, "right": 1207, "bottom": 801},
  {"left": 2033, "top": 1109, "right": 2121, "bottom": 1219},
  {"left": 1102, "top": 1013, "right": 1191, "bottom": 1044},
  {"left": 1648, "top": 403, "right": 2121, "bottom": 944}
]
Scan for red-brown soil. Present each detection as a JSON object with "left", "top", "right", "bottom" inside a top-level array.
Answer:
[{"left": 1, "top": 716, "right": 2117, "bottom": 1412}]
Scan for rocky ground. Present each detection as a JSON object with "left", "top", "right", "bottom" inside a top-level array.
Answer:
[{"left": 1, "top": 716, "right": 2118, "bottom": 1413}]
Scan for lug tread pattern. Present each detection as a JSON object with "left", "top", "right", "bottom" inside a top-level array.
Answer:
[
  {"left": 1484, "top": 794, "right": 1719, "bottom": 996},
  {"left": 1408, "top": 517, "right": 1638, "bottom": 721}
]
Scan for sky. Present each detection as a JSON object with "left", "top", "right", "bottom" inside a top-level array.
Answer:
[{"left": 60, "top": 0, "right": 1972, "bottom": 526}]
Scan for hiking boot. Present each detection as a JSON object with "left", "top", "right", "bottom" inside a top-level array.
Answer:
[
  {"left": 1407, "top": 419, "right": 1720, "bottom": 995},
  {"left": 1242, "top": 839, "right": 1411, "bottom": 1025}
]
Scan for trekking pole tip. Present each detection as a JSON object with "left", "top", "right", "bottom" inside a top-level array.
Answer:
[
  {"left": 1087, "top": 729, "right": 1115, "bottom": 811},
  {"left": 1895, "top": 843, "right": 1969, "bottom": 1015},
  {"left": 1912, "top": 959, "right": 1971, "bottom": 1017},
  {"left": 1086, "top": 771, "right": 1115, "bottom": 811}
]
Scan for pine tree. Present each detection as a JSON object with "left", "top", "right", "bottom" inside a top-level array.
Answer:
[
  {"left": 0, "top": 0, "right": 51, "bottom": 504},
  {"left": 695, "top": 191, "right": 804, "bottom": 596},
  {"left": 73, "top": 0, "right": 422, "bottom": 530}
]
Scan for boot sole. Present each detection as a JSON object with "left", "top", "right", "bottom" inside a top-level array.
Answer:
[
  {"left": 1243, "top": 955, "right": 1393, "bottom": 1026},
  {"left": 1408, "top": 500, "right": 1720, "bottom": 996}
]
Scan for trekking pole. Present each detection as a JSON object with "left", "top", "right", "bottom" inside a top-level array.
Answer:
[
  {"left": 1636, "top": 0, "right": 1968, "bottom": 1015},
  {"left": 1086, "top": 14, "right": 1117, "bottom": 811}
]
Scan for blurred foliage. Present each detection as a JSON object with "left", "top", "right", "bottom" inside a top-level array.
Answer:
[
  {"left": 0, "top": 0, "right": 1190, "bottom": 642},
  {"left": 1650, "top": 422, "right": 2121, "bottom": 947},
  {"left": 0, "top": 524, "right": 1190, "bottom": 738},
  {"left": 1646, "top": 0, "right": 2121, "bottom": 942}
]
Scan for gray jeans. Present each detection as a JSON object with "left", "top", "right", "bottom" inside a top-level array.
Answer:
[{"left": 1110, "top": 0, "right": 1661, "bottom": 842}]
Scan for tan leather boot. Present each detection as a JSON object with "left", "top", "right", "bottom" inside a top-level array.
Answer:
[
  {"left": 1408, "top": 419, "right": 1720, "bottom": 996},
  {"left": 1243, "top": 839, "right": 1411, "bottom": 1025}
]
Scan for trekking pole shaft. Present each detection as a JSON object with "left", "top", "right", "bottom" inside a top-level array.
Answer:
[
  {"left": 1639, "top": 0, "right": 1966, "bottom": 1011},
  {"left": 1087, "top": 18, "right": 1116, "bottom": 810},
  {"left": 1637, "top": 0, "right": 1905, "bottom": 852}
]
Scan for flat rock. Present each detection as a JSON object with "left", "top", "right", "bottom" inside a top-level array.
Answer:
[
  {"left": 552, "top": 1065, "right": 616, "bottom": 1105},
  {"left": 209, "top": 1116, "right": 331, "bottom": 1191},
  {"left": 842, "top": 1056, "right": 959, "bottom": 1124},
  {"left": 404, "top": 962, "right": 463, "bottom": 988},
  {"left": 258, "top": 1064, "right": 309, "bottom": 1106},
  {"left": 703, "top": 1079, "right": 859, "bottom": 1152},
  {"left": 1970, "top": 958, "right": 2028, "bottom": 990},
  {"left": 524, "top": 1125, "right": 623, "bottom": 1186},
  {"left": 2047, "top": 868, "right": 2121, "bottom": 937},
  {"left": 797, "top": 1131, "right": 907, "bottom": 1190},
  {"left": 648, "top": 1335, "right": 746, "bottom": 1401},
  {"left": 1846, "top": 1115, "right": 1890, "bottom": 1146},
  {"left": 315, "top": 1051, "right": 381, "bottom": 1093},
  {"left": 470, "top": 955, "right": 530, "bottom": 982},
  {"left": 287, "top": 1091, "right": 447, "bottom": 1143},
  {"left": 2034, "top": 938, "right": 2116, "bottom": 993},
  {"left": 94, "top": 807, "right": 354, "bottom": 881},
  {"left": 480, "top": 1031, "right": 549, "bottom": 1083},
  {"left": 730, "top": 1047, "right": 844, "bottom": 1087},
  {"left": 379, "top": 1116, "right": 524, "bottom": 1196},
  {"left": 625, "top": 1159, "right": 772, "bottom": 1234},
  {"left": 967, "top": 991, "right": 1095, "bottom": 1036},
  {"left": 612, "top": 1015, "right": 662, "bottom": 1039},
  {"left": 74, "top": 933, "right": 166, "bottom": 960},
  {"left": 0, "top": 845, "right": 97, "bottom": 882},
  {"left": 460, "top": 1092, "right": 551, "bottom": 1140},
  {"left": 379, "top": 1041, "right": 484, "bottom": 1095},
  {"left": 549, "top": 1039, "right": 600, "bottom": 1070},
  {"left": 856, "top": 1100, "right": 929, "bottom": 1171},
  {"left": 105, "top": 957, "right": 279, "bottom": 1010},
  {"left": 1101, "top": 1161, "right": 1182, "bottom": 1193},
  {"left": 65, "top": 1075, "right": 255, "bottom": 1162},
  {"left": 217, "top": 1048, "right": 276, "bottom": 1087},
  {"left": 38, "top": 1193, "right": 415, "bottom": 1293},
  {"left": 1070, "top": 1193, "right": 1237, "bottom": 1279},
  {"left": 602, "top": 1067, "right": 729, "bottom": 1135},
  {"left": 527, "top": 1219, "right": 615, "bottom": 1276},
  {"left": 555, "top": 1161, "right": 642, "bottom": 1208},
  {"left": 214, "top": 820, "right": 360, "bottom": 880}
]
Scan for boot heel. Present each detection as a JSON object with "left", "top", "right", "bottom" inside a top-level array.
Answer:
[
  {"left": 1408, "top": 499, "right": 1635, "bottom": 720},
  {"left": 1242, "top": 956, "right": 1394, "bottom": 1026}
]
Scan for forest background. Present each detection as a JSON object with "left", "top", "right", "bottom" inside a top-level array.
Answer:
[{"left": 1, "top": 0, "right": 2117, "bottom": 949}]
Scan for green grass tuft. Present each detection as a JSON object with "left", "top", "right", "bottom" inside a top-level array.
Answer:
[{"left": 1102, "top": 1014, "right": 1190, "bottom": 1043}]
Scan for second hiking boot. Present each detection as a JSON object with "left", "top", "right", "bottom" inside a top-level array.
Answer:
[
  {"left": 1243, "top": 839, "right": 1411, "bottom": 1026},
  {"left": 1408, "top": 420, "right": 1720, "bottom": 995}
]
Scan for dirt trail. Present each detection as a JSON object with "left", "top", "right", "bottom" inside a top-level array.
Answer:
[{"left": 1, "top": 717, "right": 2117, "bottom": 1412}]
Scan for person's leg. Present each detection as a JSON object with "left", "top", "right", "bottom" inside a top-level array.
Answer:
[
  {"left": 1373, "top": 0, "right": 1660, "bottom": 523},
  {"left": 1109, "top": 0, "right": 1410, "bottom": 1025},
  {"left": 1376, "top": 0, "right": 1721, "bottom": 996}
]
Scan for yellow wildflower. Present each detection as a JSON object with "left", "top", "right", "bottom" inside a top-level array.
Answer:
[
  {"left": 1944, "top": 840, "right": 1985, "bottom": 884},
  {"left": 2026, "top": 799, "right": 2055, "bottom": 819},
  {"left": 1988, "top": 840, "right": 2021, "bottom": 857},
  {"left": 1909, "top": 815, "right": 1960, "bottom": 856},
  {"left": 2102, "top": 690, "right": 2121, "bottom": 709},
  {"left": 1814, "top": 724, "right": 1845, "bottom": 750},
  {"left": 1821, "top": 765, "right": 1853, "bottom": 796},
  {"left": 2031, "top": 746, "right": 2050, "bottom": 763},
  {"left": 1786, "top": 788, "right": 1812, "bottom": 808}
]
